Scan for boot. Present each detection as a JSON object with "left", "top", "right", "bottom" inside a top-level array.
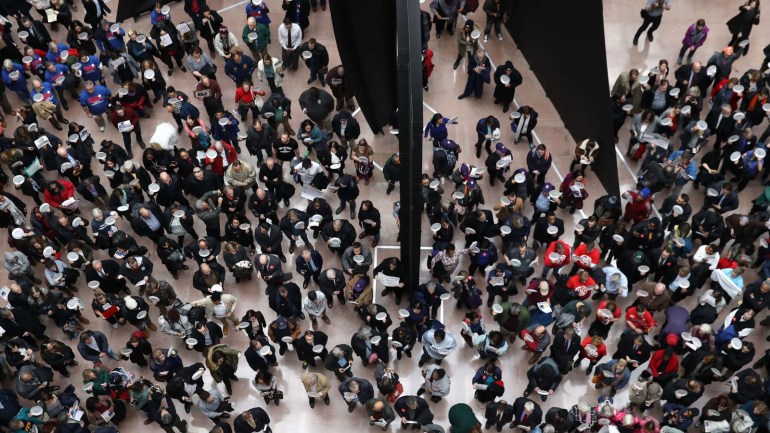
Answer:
[
  {"left": 453, "top": 54, "right": 462, "bottom": 70},
  {"left": 50, "top": 118, "right": 63, "bottom": 131}
]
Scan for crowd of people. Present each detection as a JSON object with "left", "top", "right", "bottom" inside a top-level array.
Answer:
[{"left": 0, "top": 1, "right": 768, "bottom": 433}]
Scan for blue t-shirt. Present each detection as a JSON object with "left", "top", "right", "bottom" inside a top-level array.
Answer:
[{"left": 79, "top": 85, "right": 112, "bottom": 115}]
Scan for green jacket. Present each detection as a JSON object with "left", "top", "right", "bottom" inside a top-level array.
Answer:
[
  {"left": 242, "top": 23, "right": 271, "bottom": 53},
  {"left": 494, "top": 302, "right": 530, "bottom": 334},
  {"left": 206, "top": 344, "right": 241, "bottom": 383},
  {"left": 448, "top": 403, "right": 480, "bottom": 433},
  {"left": 83, "top": 367, "right": 111, "bottom": 396},
  {"left": 365, "top": 398, "right": 396, "bottom": 423}
]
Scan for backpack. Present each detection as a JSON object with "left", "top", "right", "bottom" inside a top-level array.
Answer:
[{"left": 187, "top": 305, "right": 206, "bottom": 322}]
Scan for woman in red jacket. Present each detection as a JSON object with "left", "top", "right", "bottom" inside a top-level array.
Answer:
[
  {"left": 422, "top": 49, "right": 434, "bottom": 91},
  {"left": 647, "top": 348, "right": 679, "bottom": 384},
  {"left": 43, "top": 179, "right": 76, "bottom": 213},
  {"left": 234, "top": 79, "right": 266, "bottom": 123}
]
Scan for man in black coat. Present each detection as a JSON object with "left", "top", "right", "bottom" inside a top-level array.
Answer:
[
  {"left": 544, "top": 408, "right": 575, "bottom": 433},
  {"left": 299, "top": 38, "right": 329, "bottom": 85},
  {"left": 256, "top": 254, "right": 288, "bottom": 294},
  {"left": 395, "top": 395, "right": 434, "bottom": 429},
  {"left": 255, "top": 222, "right": 286, "bottom": 262},
  {"left": 184, "top": 167, "right": 222, "bottom": 198},
  {"left": 321, "top": 219, "right": 357, "bottom": 257},
  {"left": 0, "top": 307, "right": 47, "bottom": 345},
  {"left": 674, "top": 61, "right": 710, "bottom": 94},
  {"left": 247, "top": 120, "right": 277, "bottom": 165},
  {"left": 524, "top": 357, "right": 562, "bottom": 401},
  {"left": 484, "top": 400, "right": 514, "bottom": 432},
  {"left": 19, "top": 17, "right": 51, "bottom": 51},
  {"left": 233, "top": 407, "right": 271, "bottom": 433},
  {"left": 648, "top": 246, "right": 678, "bottom": 282},
  {"left": 338, "top": 377, "right": 373, "bottom": 411},
  {"left": 188, "top": 320, "right": 223, "bottom": 353},
  {"left": 119, "top": 255, "right": 154, "bottom": 294},
  {"left": 318, "top": 268, "right": 346, "bottom": 307},
  {"left": 705, "top": 104, "right": 737, "bottom": 150},
  {"left": 295, "top": 330, "right": 328, "bottom": 368},
  {"left": 131, "top": 202, "right": 168, "bottom": 244},
  {"left": 331, "top": 110, "right": 360, "bottom": 150},
  {"left": 86, "top": 259, "right": 130, "bottom": 295},
  {"left": 510, "top": 397, "right": 542, "bottom": 430},
  {"left": 549, "top": 327, "right": 581, "bottom": 375},
  {"left": 611, "top": 332, "right": 652, "bottom": 371}
]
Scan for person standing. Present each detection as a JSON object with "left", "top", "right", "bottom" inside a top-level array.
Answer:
[
  {"left": 301, "top": 372, "right": 331, "bottom": 408},
  {"left": 677, "top": 19, "right": 709, "bottom": 65},
  {"left": 299, "top": 38, "right": 329, "bottom": 86},
  {"left": 79, "top": 80, "right": 112, "bottom": 132},
  {"left": 726, "top": 0, "right": 760, "bottom": 53},
  {"left": 278, "top": 17, "right": 302, "bottom": 71},
  {"left": 633, "top": 0, "right": 672, "bottom": 46},
  {"left": 430, "top": 0, "right": 462, "bottom": 39},
  {"left": 458, "top": 49, "right": 491, "bottom": 100},
  {"left": 482, "top": 0, "right": 506, "bottom": 43},
  {"left": 493, "top": 61, "right": 522, "bottom": 113}
]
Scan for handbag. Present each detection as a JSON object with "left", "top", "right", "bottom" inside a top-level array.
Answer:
[{"left": 199, "top": 63, "right": 217, "bottom": 77}]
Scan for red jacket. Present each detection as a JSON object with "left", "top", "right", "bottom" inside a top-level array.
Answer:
[
  {"left": 648, "top": 349, "right": 679, "bottom": 377},
  {"left": 234, "top": 86, "right": 266, "bottom": 105},
  {"left": 423, "top": 49, "right": 434, "bottom": 78},
  {"left": 205, "top": 140, "right": 238, "bottom": 176},
  {"left": 625, "top": 306, "right": 656, "bottom": 333},
  {"left": 544, "top": 240, "right": 571, "bottom": 268},
  {"left": 43, "top": 180, "right": 75, "bottom": 209},
  {"left": 573, "top": 243, "right": 600, "bottom": 270},
  {"left": 566, "top": 274, "right": 596, "bottom": 300},
  {"left": 579, "top": 336, "right": 607, "bottom": 361},
  {"left": 109, "top": 106, "right": 139, "bottom": 129}
]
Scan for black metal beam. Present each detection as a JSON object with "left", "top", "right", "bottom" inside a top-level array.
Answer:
[{"left": 396, "top": 0, "right": 423, "bottom": 290}]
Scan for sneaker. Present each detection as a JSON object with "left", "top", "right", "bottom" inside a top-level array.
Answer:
[
  {"left": 335, "top": 206, "right": 344, "bottom": 214},
  {"left": 99, "top": 126, "right": 105, "bottom": 132},
  {"left": 497, "top": 33, "right": 503, "bottom": 41},
  {"left": 483, "top": 35, "right": 489, "bottom": 43}
]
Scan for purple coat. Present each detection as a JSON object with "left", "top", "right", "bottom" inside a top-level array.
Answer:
[{"left": 682, "top": 23, "right": 709, "bottom": 49}]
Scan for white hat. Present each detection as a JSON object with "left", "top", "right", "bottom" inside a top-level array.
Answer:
[
  {"left": 733, "top": 84, "right": 745, "bottom": 94},
  {"left": 302, "top": 51, "right": 312, "bottom": 59},
  {"left": 148, "top": 183, "right": 160, "bottom": 193},
  {"left": 11, "top": 228, "right": 24, "bottom": 240},
  {"left": 311, "top": 344, "right": 324, "bottom": 354},
  {"left": 453, "top": 191, "right": 464, "bottom": 200},
  {"left": 669, "top": 88, "right": 680, "bottom": 98},
  {"left": 674, "top": 389, "right": 688, "bottom": 399},
  {"left": 398, "top": 309, "right": 410, "bottom": 318},
  {"left": 429, "top": 179, "right": 439, "bottom": 189},
  {"left": 72, "top": 217, "right": 83, "bottom": 227},
  {"left": 638, "top": 265, "right": 650, "bottom": 274},
  {"left": 431, "top": 223, "right": 441, "bottom": 232},
  {"left": 353, "top": 255, "right": 364, "bottom": 264},
  {"left": 685, "top": 338, "right": 702, "bottom": 351},
  {"left": 730, "top": 151, "right": 741, "bottom": 162},
  {"left": 259, "top": 346, "right": 272, "bottom": 356},
  {"left": 124, "top": 296, "right": 138, "bottom": 310},
  {"left": 88, "top": 281, "right": 100, "bottom": 289},
  {"left": 707, "top": 65, "right": 717, "bottom": 76},
  {"left": 622, "top": 104, "right": 633, "bottom": 112},
  {"left": 294, "top": 221, "right": 306, "bottom": 230},
  {"left": 161, "top": 4, "right": 170, "bottom": 14},
  {"left": 500, "top": 197, "right": 511, "bottom": 206},
  {"left": 148, "top": 296, "right": 160, "bottom": 303},
  {"left": 681, "top": 105, "right": 692, "bottom": 115},
  {"left": 679, "top": 279, "right": 690, "bottom": 289},
  {"left": 672, "top": 205, "right": 683, "bottom": 216},
  {"left": 510, "top": 259, "right": 521, "bottom": 267},
  {"left": 370, "top": 335, "right": 382, "bottom": 345},
  {"left": 756, "top": 148, "right": 767, "bottom": 159},
  {"left": 500, "top": 75, "right": 510, "bottom": 85},
  {"left": 375, "top": 312, "right": 387, "bottom": 321},
  {"left": 612, "top": 234, "right": 624, "bottom": 243},
  {"left": 210, "top": 284, "right": 223, "bottom": 292},
  {"left": 639, "top": 75, "right": 649, "bottom": 85},
  {"left": 695, "top": 120, "right": 708, "bottom": 130},
  {"left": 674, "top": 237, "right": 685, "bottom": 247},
  {"left": 706, "top": 187, "right": 719, "bottom": 197},
  {"left": 137, "top": 310, "right": 147, "bottom": 319},
  {"left": 30, "top": 406, "right": 43, "bottom": 417},
  {"left": 199, "top": 248, "right": 211, "bottom": 258},
  {"left": 143, "top": 69, "right": 155, "bottom": 80},
  {"left": 659, "top": 117, "right": 672, "bottom": 126},
  {"left": 206, "top": 149, "right": 218, "bottom": 160},
  {"left": 547, "top": 226, "right": 558, "bottom": 235},
  {"left": 764, "top": 103, "right": 770, "bottom": 112},
  {"left": 470, "top": 29, "right": 481, "bottom": 39},
  {"left": 281, "top": 336, "right": 293, "bottom": 343},
  {"left": 218, "top": 117, "right": 229, "bottom": 127},
  {"left": 83, "top": 382, "right": 94, "bottom": 392},
  {"left": 121, "top": 348, "right": 133, "bottom": 356},
  {"left": 186, "top": 337, "right": 198, "bottom": 346},
  {"left": 575, "top": 224, "right": 584, "bottom": 233},
  {"left": 500, "top": 226, "right": 512, "bottom": 235},
  {"left": 514, "top": 173, "right": 526, "bottom": 183},
  {"left": 43, "top": 246, "right": 55, "bottom": 258},
  {"left": 733, "top": 111, "right": 746, "bottom": 121},
  {"left": 328, "top": 237, "right": 341, "bottom": 247},
  {"left": 67, "top": 252, "right": 79, "bottom": 262}
]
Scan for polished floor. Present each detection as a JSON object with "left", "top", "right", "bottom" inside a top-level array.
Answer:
[{"left": 0, "top": 0, "right": 767, "bottom": 432}]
